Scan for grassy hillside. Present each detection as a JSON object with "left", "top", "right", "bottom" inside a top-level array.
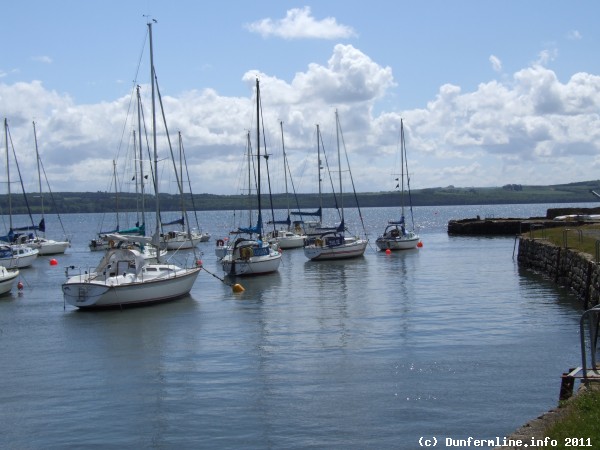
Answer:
[{"left": 1, "top": 180, "right": 600, "bottom": 214}]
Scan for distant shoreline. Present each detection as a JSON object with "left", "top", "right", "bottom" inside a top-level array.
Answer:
[{"left": 1, "top": 180, "right": 599, "bottom": 214}]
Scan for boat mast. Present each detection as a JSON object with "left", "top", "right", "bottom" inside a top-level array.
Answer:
[
  {"left": 256, "top": 78, "right": 262, "bottom": 240},
  {"left": 33, "top": 121, "right": 44, "bottom": 227},
  {"left": 148, "top": 21, "right": 160, "bottom": 248},
  {"left": 280, "top": 121, "right": 290, "bottom": 220},
  {"left": 335, "top": 110, "right": 343, "bottom": 227},
  {"left": 136, "top": 85, "right": 146, "bottom": 231},
  {"left": 317, "top": 124, "right": 323, "bottom": 223},
  {"left": 400, "top": 119, "right": 405, "bottom": 219},
  {"left": 4, "top": 119, "right": 12, "bottom": 231}
]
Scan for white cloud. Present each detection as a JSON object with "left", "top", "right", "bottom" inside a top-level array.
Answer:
[
  {"left": 245, "top": 7, "right": 356, "bottom": 40},
  {"left": 4, "top": 46, "right": 600, "bottom": 194},
  {"left": 32, "top": 55, "right": 53, "bottom": 64},
  {"left": 489, "top": 55, "right": 502, "bottom": 72},
  {"left": 567, "top": 30, "right": 582, "bottom": 40}
]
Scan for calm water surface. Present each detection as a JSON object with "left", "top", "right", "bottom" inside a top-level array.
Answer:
[{"left": 0, "top": 204, "right": 587, "bottom": 449}]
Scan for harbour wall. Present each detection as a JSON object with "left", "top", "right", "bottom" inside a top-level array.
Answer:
[{"left": 517, "top": 237, "right": 600, "bottom": 309}]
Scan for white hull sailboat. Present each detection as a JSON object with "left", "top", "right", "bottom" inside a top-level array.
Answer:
[
  {"left": 266, "top": 122, "right": 306, "bottom": 249},
  {"left": 304, "top": 111, "right": 368, "bottom": 261},
  {"left": 375, "top": 119, "right": 420, "bottom": 251},
  {"left": 0, "top": 266, "right": 19, "bottom": 295},
  {"left": 221, "top": 79, "right": 281, "bottom": 276},
  {"left": 0, "top": 244, "right": 39, "bottom": 269},
  {"left": 62, "top": 21, "right": 201, "bottom": 309},
  {"left": 62, "top": 248, "right": 200, "bottom": 308},
  {"left": 26, "top": 237, "right": 70, "bottom": 255},
  {"left": 222, "top": 238, "right": 282, "bottom": 276},
  {"left": 304, "top": 233, "right": 368, "bottom": 260},
  {"left": 24, "top": 121, "right": 70, "bottom": 255}
]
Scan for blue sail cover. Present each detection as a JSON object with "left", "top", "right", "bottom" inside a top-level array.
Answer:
[
  {"left": 238, "top": 214, "right": 263, "bottom": 235},
  {"left": 162, "top": 217, "right": 184, "bottom": 227},
  {"left": 388, "top": 215, "right": 406, "bottom": 225},
  {"left": 268, "top": 215, "right": 291, "bottom": 226},
  {"left": 0, "top": 218, "right": 45, "bottom": 242},
  {"left": 290, "top": 207, "right": 322, "bottom": 217}
]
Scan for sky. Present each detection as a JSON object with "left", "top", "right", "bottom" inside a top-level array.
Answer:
[{"left": 2, "top": 0, "right": 600, "bottom": 197}]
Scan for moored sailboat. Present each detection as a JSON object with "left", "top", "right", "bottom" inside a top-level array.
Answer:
[
  {"left": 62, "top": 21, "right": 201, "bottom": 309},
  {"left": 24, "top": 121, "right": 70, "bottom": 255},
  {"left": 375, "top": 119, "right": 420, "bottom": 251},
  {"left": 303, "top": 111, "right": 368, "bottom": 261},
  {"left": 221, "top": 78, "right": 282, "bottom": 276}
]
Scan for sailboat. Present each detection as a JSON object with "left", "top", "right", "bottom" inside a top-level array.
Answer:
[
  {"left": 160, "top": 131, "right": 209, "bottom": 250},
  {"left": 289, "top": 125, "right": 322, "bottom": 236},
  {"left": 62, "top": 21, "right": 201, "bottom": 309},
  {"left": 0, "top": 118, "right": 39, "bottom": 268},
  {"left": 24, "top": 121, "right": 70, "bottom": 255},
  {"left": 375, "top": 119, "right": 420, "bottom": 251},
  {"left": 0, "top": 265, "right": 19, "bottom": 296},
  {"left": 303, "top": 111, "right": 368, "bottom": 261},
  {"left": 266, "top": 121, "right": 306, "bottom": 249},
  {"left": 221, "top": 78, "right": 282, "bottom": 276}
]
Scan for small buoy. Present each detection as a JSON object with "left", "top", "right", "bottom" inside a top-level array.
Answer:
[
  {"left": 417, "top": 241, "right": 423, "bottom": 248},
  {"left": 196, "top": 259, "right": 203, "bottom": 267},
  {"left": 232, "top": 283, "right": 245, "bottom": 293},
  {"left": 385, "top": 248, "right": 392, "bottom": 255},
  {"left": 17, "top": 281, "right": 24, "bottom": 291},
  {"left": 49, "top": 258, "right": 58, "bottom": 266}
]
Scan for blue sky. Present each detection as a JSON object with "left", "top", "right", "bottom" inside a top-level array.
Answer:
[{"left": 2, "top": 1, "right": 600, "bottom": 197}]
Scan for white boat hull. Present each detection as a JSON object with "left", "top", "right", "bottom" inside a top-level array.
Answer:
[
  {"left": 268, "top": 233, "right": 305, "bottom": 249},
  {"left": 304, "top": 239, "right": 368, "bottom": 261},
  {"left": 0, "top": 245, "right": 39, "bottom": 269},
  {"left": 62, "top": 266, "right": 201, "bottom": 309},
  {"left": 222, "top": 253, "right": 281, "bottom": 276},
  {"left": 27, "top": 239, "right": 70, "bottom": 255},
  {"left": 163, "top": 233, "right": 204, "bottom": 250},
  {"left": 375, "top": 234, "right": 420, "bottom": 251},
  {"left": 0, "top": 267, "right": 19, "bottom": 295}
]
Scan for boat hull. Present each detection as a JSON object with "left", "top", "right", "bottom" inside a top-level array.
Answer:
[
  {"left": 375, "top": 235, "right": 420, "bottom": 251},
  {"left": 62, "top": 267, "right": 201, "bottom": 309},
  {"left": 28, "top": 239, "right": 70, "bottom": 255},
  {"left": 0, "top": 245, "right": 39, "bottom": 269},
  {"left": 222, "top": 254, "right": 281, "bottom": 276},
  {"left": 0, "top": 268, "right": 19, "bottom": 295},
  {"left": 304, "top": 239, "right": 368, "bottom": 261}
]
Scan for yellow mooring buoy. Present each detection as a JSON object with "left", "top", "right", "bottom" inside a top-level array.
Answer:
[{"left": 232, "top": 283, "right": 245, "bottom": 293}]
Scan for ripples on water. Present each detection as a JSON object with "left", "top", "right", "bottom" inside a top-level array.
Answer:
[{"left": 0, "top": 204, "right": 587, "bottom": 449}]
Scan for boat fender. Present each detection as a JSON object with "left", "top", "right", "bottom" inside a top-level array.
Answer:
[
  {"left": 315, "top": 238, "right": 323, "bottom": 247},
  {"left": 109, "top": 240, "right": 115, "bottom": 248},
  {"left": 216, "top": 239, "right": 225, "bottom": 247}
]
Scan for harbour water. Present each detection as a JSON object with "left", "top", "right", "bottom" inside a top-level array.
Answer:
[{"left": 0, "top": 204, "right": 587, "bottom": 449}]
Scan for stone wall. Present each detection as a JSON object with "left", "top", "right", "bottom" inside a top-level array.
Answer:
[{"left": 518, "top": 237, "right": 600, "bottom": 308}]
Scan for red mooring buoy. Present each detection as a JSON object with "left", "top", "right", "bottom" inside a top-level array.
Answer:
[
  {"left": 50, "top": 258, "right": 58, "bottom": 266},
  {"left": 417, "top": 241, "right": 423, "bottom": 248},
  {"left": 385, "top": 248, "right": 392, "bottom": 255},
  {"left": 17, "top": 281, "right": 24, "bottom": 291}
]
